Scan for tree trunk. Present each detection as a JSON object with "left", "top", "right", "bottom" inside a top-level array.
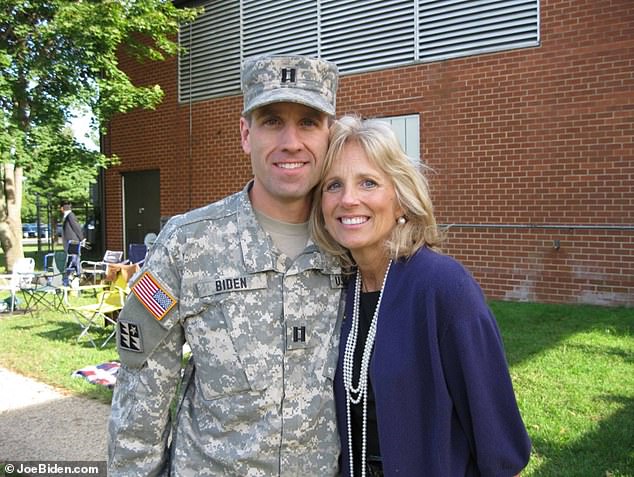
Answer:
[{"left": 0, "top": 163, "right": 25, "bottom": 272}]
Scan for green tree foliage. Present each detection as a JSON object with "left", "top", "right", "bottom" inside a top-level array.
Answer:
[
  {"left": 27, "top": 124, "right": 103, "bottom": 208},
  {"left": 0, "top": 0, "right": 200, "bottom": 270}
]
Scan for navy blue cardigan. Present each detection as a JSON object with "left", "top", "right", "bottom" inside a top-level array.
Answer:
[{"left": 335, "top": 247, "right": 531, "bottom": 476}]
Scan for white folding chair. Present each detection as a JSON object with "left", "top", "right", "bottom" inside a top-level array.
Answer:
[
  {"left": 81, "top": 250, "right": 124, "bottom": 284},
  {"left": 0, "top": 258, "right": 36, "bottom": 313}
]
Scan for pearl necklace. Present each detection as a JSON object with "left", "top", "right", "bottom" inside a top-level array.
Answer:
[{"left": 343, "top": 260, "right": 392, "bottom": 477}]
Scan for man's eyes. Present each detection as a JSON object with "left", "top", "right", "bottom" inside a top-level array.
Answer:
[
  {"left": 300, "top": 118, "right": 320, "bottom": 127},
  {"left": 262, "top": 117, "right": 281, "bottom": 126},
  {"left": 258, "top": 117, "right": 320, "bottom": 128}
]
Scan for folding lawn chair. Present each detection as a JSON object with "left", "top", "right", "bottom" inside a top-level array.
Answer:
[
  {"left": 44, "top": 247, "right": 77, "bottom": 285},
  {"left": 21, "top": 253, "right": 67, "bottom": 315},
  {"left": 0, "top": 257, "right": 36, "bottom": 313},
  {"left": 44, "top": 250, "right": 67, "bottom": 275},
  {"left": 127, "top": 243, "right": 147, "bottom": 267},
  {"left": 81, "top": 249, "right": 124, "bottom": 284},
  {"left": 66, "top": 272, "right": 129, "bottom": 348}
]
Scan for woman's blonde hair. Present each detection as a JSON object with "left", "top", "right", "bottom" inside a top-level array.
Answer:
[{"left": 310, "top": 115, "right": 442, "bottom": 271}]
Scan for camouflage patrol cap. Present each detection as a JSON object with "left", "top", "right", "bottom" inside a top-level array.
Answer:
[{"left": 241, "top": 54, "right": 339, "bottom": 116}]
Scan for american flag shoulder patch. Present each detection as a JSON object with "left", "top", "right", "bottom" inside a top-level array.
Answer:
[{"left": 132, "top": 271, "right": 177, "bottom": 321}]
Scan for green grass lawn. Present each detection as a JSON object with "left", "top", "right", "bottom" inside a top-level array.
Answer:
[
  {"left": 0, "top": 255, "right": 631, "bottom": 476},
  {"left": 491, "top": 301, "right": 633, "bottom": 476},
  {"left": 0, "top": 304, "right": 117, "bottom": 403},
  {"left": 0, "top": 244, "right": 117, "bottom": 402}
]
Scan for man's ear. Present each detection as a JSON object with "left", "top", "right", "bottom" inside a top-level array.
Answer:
[{"left": 240, "top": 117, "right": 251, "bottom": 154}]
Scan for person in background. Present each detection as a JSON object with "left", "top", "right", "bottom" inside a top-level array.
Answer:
[
  {"left": 310, "top": 115, "right": 531, "bottom": 477},
  {"left": 60, "top": 201, "right": 83, "bottom": 250},
  {"left": 59, "top": 201, "right": 85, "bottom": 284},
  {"left": 108, "top": 54, "right": 344, "bottom": 476}
]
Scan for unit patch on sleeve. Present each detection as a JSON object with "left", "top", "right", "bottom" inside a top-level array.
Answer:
[
  {"left": 119, "top": 320, "right": 143, "bottom": 352},
  {"left": 132, "top": 271, "right": 177, "bottom": 321}
]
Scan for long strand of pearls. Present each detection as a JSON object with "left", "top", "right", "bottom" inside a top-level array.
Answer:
[{"left": 343, "top": 260, "right": 392, "bottom": 477}]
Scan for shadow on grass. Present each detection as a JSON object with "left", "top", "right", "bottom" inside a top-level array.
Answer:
[
  {"left": 490, "top": 302, "right": 634, "bottom": 476},
  {"left": 4, "top": 307, "right": 117, "bottom": 351},
  {"left": 530, "top": 395, "right": 634, "bottom": 477},
  {"left": 35, "top": 319, "right": 117, "bottom": 350},
  {"left": 5, "top": 316, "right": 100, "bottom": 347},
  {"left": 490, "top": 301, "right": 634, "bottom": 367},
  {"left": 565, "top": 342, "right": 634, "bottom": 364}
]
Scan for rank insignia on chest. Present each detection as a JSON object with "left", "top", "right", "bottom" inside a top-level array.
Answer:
[
  {"left": 119, "top": 320, "right": 143, "bottom": 352},
  {"left": 132, "top": 271, "right": 177, "bottom": 321}
]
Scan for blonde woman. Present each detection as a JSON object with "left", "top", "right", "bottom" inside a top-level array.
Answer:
[{"left": 311, "top": 115, "right": 530, "bottom": 477}]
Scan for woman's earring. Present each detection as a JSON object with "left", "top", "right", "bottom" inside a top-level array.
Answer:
[{"left": 397, "top": 216, "right": 407, "bottom": 225}]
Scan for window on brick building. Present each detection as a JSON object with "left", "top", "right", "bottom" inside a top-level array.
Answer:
[
  {"left": 382, "top": 114, "right": 421, "bottom": 165},
  {"left": 178, "top": 0, "right": 539, "bottom": 103}
]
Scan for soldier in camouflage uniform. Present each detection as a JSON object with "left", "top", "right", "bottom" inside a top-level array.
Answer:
[{"left": 107, "top": 54, "right": 343, "bottom": 476}]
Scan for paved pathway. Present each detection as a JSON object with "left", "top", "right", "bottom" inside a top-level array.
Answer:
[{"left": 0, "top": 367, "right": 109, "bottom": 462}]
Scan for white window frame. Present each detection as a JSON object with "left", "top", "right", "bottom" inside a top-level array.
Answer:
[{"left": 381, "top": 114, "right": 421, "bottom": 164}]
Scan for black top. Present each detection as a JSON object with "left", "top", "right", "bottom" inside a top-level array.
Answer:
[
  {"left": 350, "top": 290, "right": 381, "bottom": 473},
  {"left": 62, "top": 211, "right": 83, "bottom": 248}
]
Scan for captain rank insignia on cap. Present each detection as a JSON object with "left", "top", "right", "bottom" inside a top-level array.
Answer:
[
  {"left": 241, "top": 54, "right": 338, "bottom": 116},
  {"left": 281, "top": 67, "right": 296, "bottom": 83},
  {"left": 132, "top": 271, "right": 177, "bottom": 321}
]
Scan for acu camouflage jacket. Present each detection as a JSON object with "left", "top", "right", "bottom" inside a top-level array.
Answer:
[{"left": 108, "top": 184, "right": 344, "bottom": 476}]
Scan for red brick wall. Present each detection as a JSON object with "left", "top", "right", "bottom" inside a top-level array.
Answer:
[{"left": 105, "top": 0, "right": 634, "bottom": 306}]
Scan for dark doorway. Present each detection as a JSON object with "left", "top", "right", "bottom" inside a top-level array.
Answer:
[{"left": 123, "top": 170, "right": 160, "bottom": 255}]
